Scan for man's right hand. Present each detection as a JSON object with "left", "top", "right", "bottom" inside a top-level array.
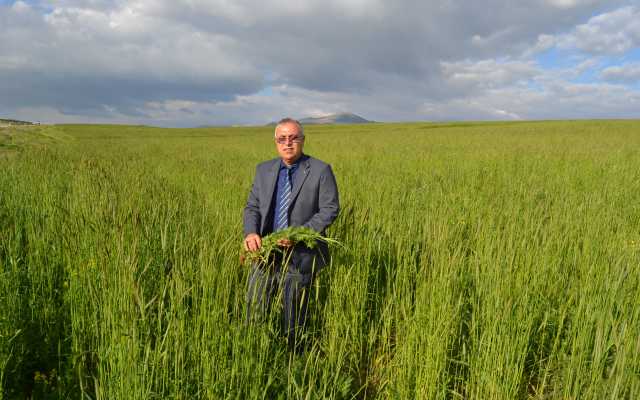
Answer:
[{"left": 244, "top": 233, "right": 262, "bottom": 252}]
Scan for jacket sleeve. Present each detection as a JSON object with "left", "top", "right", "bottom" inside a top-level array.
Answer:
[
  {"left": 303, "top": 164, "right": 340, "bottom": 233},
  {"left": 243, "top": 165, "right": 262, "bottom": 237}
]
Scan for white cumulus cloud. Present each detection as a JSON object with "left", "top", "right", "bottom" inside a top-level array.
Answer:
[
  {"left": 557, "top": 6, "right": 640, "bottom": 54},
  {"left": 600, "top": 62, "right": 640, "bottom": 83}
]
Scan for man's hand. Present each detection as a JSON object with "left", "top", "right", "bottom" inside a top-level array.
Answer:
[
  {"left": 244, "top": 233, "right": 262, "bottom": 252},
  {"left": 277, "top": 238, "right": 294, "bottom": 248}
]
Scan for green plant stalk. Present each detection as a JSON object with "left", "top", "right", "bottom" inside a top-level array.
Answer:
[{"left": 242, "top": 226, "right": 343, "bottom": 267}]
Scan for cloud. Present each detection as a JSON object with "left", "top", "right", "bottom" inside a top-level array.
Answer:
[
  {"left": 556, "top": 6, "right": 640, "bottom": 55},
  {"left": 0, "top": 0, "right": 639, "bottom": 125},
  {"left": 441, "top": 60, "right": 540, "bottom": 92},
  {"left": 0, "top": 1, "right": 263, "bottom": 116},
  {"left": 600, "top": 62, "right": 640, "bottom": 83},
  {"left": 420, "top": 80, "right": 640, "bottom": 121},
  {"left": 544, "top": 0, "right": 602, "bottom": 9}
]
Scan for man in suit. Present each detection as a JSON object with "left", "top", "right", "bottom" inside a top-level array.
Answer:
[{"left": 243, "top": 117, "right": 340, "bottom": 350}]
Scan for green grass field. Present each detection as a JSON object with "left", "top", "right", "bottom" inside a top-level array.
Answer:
[{"left": 1, "top": 120, "right": 639, "bottom": 399}]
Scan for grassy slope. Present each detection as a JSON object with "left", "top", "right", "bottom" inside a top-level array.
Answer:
[
  {"left": 1, "top": 120, "right": 639, "bottom": 399},
  {"left": 0, "top": 125, "right": 71, "bottom": 155}
]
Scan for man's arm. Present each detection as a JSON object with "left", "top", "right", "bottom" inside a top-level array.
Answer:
[
  {"left": 243, "top": 166, "right": 262, "bottom": 251},
  {"left": 303, "top": 164, "right": 340, "bottom": 233}
]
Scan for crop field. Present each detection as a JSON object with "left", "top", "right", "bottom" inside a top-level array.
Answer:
[{"left": 1, "top": 120, "right": 639, "bottom": 399}]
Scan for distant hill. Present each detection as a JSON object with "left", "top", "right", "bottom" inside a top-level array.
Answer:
[
  {"left": 268, "top": 112, "right": 373, "bottom": 126},
  {"left": 0, "top": 118, "right": 36, "bottom": 126},
  {"left": 300, "top": 112, "right": 373, "bottom": 125}
]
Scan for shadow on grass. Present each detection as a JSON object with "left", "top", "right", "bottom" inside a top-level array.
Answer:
[{"left": 1, "top": 221, "right": 79, "bottom": 399}]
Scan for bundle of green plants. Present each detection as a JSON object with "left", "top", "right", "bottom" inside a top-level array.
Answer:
[{"left": 241, "top": 226, "right": 342, "bottom": 267}]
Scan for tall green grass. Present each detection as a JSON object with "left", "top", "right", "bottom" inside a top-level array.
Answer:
[{"left": 1, "top": 120, "right": 639, "bottom": 399}]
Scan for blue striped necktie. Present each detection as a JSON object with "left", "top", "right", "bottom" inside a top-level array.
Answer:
[{"left": 276, "top": 169, "right": 292, "bottom": 230}]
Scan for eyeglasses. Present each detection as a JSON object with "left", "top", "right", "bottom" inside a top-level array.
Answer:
[{"left": 275, "top": 135, "right": 304, "bottom": 144}]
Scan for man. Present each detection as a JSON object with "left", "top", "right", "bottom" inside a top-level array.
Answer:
[{"left": 243, "top": 117, "right": 340, "bottom": 350}]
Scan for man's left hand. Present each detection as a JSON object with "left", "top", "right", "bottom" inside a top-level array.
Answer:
[{"left": 277, "top": 239, "right": 294, "bottom": 248}]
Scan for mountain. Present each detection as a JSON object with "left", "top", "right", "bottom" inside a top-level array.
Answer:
[
  {"left": 267, "top": 112, "right": 373, "bottom": 126},
  {"left": 299, "top": 112, "right": 373, "bottom": 125}
]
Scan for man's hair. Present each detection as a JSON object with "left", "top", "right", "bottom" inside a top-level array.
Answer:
[{"left": 274, "top": 117, "right": 304, "bottom": 138}]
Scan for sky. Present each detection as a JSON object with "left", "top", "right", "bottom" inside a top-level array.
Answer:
[{"left": 1, "top": 0, "right": 639, "bottom": 127}]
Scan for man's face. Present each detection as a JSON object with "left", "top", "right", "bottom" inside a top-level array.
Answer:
[{"left": 275, "top": 122, "right": 304, "bottom": 165}]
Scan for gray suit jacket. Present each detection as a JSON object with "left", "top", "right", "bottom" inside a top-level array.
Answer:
[{"left": 243, "top": 154, "right": 340, "bottom": 272}]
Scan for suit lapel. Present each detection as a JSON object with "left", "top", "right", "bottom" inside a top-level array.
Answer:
[
  {"left": 290, "top": 156, "right": 310, "bottom": 205},
  {"left": 262, "top": 159, "right": 280, "bottom": 215}
]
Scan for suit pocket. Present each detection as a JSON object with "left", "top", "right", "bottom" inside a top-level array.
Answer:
[{"left": 292, "top": 245, "right": 320, "bottom": 274}]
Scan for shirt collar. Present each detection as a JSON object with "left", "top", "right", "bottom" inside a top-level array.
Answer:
[{"left": 280, "top": 154, "right": 304, "bottom": 171}]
